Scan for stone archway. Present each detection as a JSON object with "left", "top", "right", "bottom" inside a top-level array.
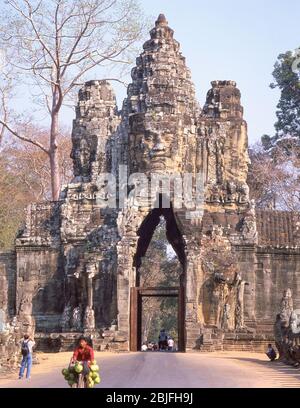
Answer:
[{"left": 129, "top": 206, "right": 186, "bottom": 352}]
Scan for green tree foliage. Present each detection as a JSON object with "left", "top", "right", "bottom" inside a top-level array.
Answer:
[
  {"left": 143, "top": 298, "right": 178, "bottom": 344},
  {"left": 139, "top": 217, "right": 182, "bottom": 344},
  {"left": 251, "top": 49, "right": 300, "bottom": 211},
  {"left": 0, "top": 155, "right": 30, "bottom": 249},
  {"left": 268, "top": 49, "right": 300, "bottom": 148}
]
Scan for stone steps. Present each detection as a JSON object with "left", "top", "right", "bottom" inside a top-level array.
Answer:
[
  {"left": 35, "top": 334, "right": 79, "bottom": 352},
  {"left": 255, "top": 323, "right": 274, "bottom": 334},
  {"left": 244, "top": 319, "right": 274, "bottom": 334},
  {"left": 186, "top": 325, "right": 225, "bottom": 351},
  {"left": 223, "top": 338, "right": 273, "bottom": 353},
  {"left": 35, "top": 331, "right": 129, "bottom": 353},
  {"left": 187, "top": 324, "right": 274, "bottom": 353}
]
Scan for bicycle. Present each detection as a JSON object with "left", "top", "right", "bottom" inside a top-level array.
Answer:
[
  {"left": 74, "top": 372, "right": 87, "bottom": 388},
  {"left": 69, "top": 362, "right": 88, "bottom": 388}
]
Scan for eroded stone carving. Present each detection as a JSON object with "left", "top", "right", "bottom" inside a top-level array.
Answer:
[
  {"left": 200, "top": 225, "right": 248, "bottom": 332},
  {"left": 235, "top": 274, "right": 249, "bottom": 330},
  {"left": 60, "top": 304, "right": 72, "bottom": 331},
  {"left": 71, "top": 306, "right": 82, "bottom": 332},
  {"left": 84, "top": 307, "right": 95, "bottom": 331},
  {"left": 273, "top": 290, "right": 300, "bottom": 365},
  {"left": 280, "top": 288, "right": 293, "bottom": 327}
]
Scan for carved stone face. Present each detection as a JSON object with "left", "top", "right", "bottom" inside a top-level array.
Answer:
[
  {"left": 223, "top": 122, "right": 250, "bottom": 184},
  {"left": 137, "top": 130, "right": 174, "bottom": 172},
  {"left": 291, "top": 309, "right": 300, "bottom": 334},
  {"left": 283, "top": 288, "right": 292, "bottom": 299},
  {"left": 79, "top": 139, "right": 90, "bottom": 176},
  {"left": 227, "top": 181, "right": 237, "bottom": 194}
]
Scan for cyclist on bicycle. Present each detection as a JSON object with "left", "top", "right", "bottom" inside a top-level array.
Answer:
[{"left": 71, "top": 336, "right": 95, "bottom": 379}]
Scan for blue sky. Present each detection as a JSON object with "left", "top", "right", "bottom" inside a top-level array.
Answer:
[
  {"left": 7, "top": 1, "right": 300, "bottom": 145},
  {"left": 133, "top": 0, "right": 300, "bottom": 143}
]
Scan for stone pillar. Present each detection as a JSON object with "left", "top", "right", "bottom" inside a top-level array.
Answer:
[
  {"left": 236, "top": 245, "right": 257, "bottom": 323},
  {"left": 87, "top": 273, "right": 93, "bottom": 308},
  {"left": 17, "top": 293, "right": 35, "bottom": 336},
  {"left": 0, "top": 309, "right": 6, "bottom": 332},
  {"left": 235, "top": 275, "right": 249, "bottom": 330},
  {"left": 184, "top": 238, "right": 201, "bottom": 349},
  {"left": 83, "top": 264, "right": 96, "bottom": 331},
  {"left": 116, "top": 236, "right": 138, "bottom": 342},
  {"left": 0, "top": 265, "right": 8, "bottom": 320}
]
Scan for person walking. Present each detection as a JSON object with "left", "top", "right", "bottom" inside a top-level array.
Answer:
[
  {"left": 19, "top": 334, "right": 35, "bottom": 379},
  {"left": 158, "top": 329, "right": 168, "bottom": 350}
]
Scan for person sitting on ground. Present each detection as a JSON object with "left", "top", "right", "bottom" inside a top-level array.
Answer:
[
  {"left": 19, "top": 334, "right": 35, "bottom": 380},
  {"left": 266, "top": 343, "right": 277, "bottom": 361},
  {"left": 71, "top": 336, "right": 95, "bottom": 380},
  {"left": 152, "top": 342, "right": 158, "bottom": 351},
  {"left": 141, "top": 343, "right": 148, "bottom": 352}
]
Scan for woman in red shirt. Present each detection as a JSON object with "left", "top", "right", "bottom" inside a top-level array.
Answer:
[{"left": 71, "top": 337, "right": 94, "bottom": 377}]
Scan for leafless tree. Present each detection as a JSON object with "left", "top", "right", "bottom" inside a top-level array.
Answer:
[
  {"left": 0, "top": 126, "right": 73, "bottom": 249},
  {"left": 0, "top": 0, "right": 148, "bottom": 200},
  {"left": 0, "top": 70, "right": 12, "bottom": 145},
  {"left": 248, "top": 142, "right": 300, "bottom": 211},
  {"left": 4, "top": 128, "right": 73, "bottom": 201}
]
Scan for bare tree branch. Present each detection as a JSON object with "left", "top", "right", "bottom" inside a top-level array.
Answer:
[
  {"left": 7, "top": 0, "right": 58, "bottom": 66},
  {"left": 0, "top": 120, "right": 49, "bottom": 154},
  {"left": 0, "top": 0, "right": 148, "bottom": 199}
]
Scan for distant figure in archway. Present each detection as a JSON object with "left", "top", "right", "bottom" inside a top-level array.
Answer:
[
  {"left": 167, "top": 337, "right": 175, "bottom": 351},
  {"left": 141, "top": 343, "right": 148, "bottom": 352},
  {"left": 152, "top": 343, "right": 158, "bottom": 351},
  {"left": 158, "top": 329, "right": 168, "bottom": 350}
]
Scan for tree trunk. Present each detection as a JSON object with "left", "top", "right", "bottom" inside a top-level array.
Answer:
[{"left": 50, "top": 110, "right": 61, "bottom": 201}]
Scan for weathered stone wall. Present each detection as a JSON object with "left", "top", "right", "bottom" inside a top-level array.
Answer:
[
  {"left": 234, "top": 246, "right": 257, "bottom": 322},
  {"left": 14, "top": 202, "right": 63, "bottom": 335},
  {"left": 0, "top": 251, "right": 16, "bottom": 318},
  {"left": 255, "top": 249, "right": 300, "bottom": 320},
  {"left": 0, "top": 253, "right": 21, "bottom": 373},
  {"left": 16, "top": 249, "right": 64, "bottom": 332}
]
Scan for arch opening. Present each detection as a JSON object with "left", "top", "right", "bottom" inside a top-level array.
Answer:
[{"left": 130, "top": 202, "right": 186, "bottom": 352}]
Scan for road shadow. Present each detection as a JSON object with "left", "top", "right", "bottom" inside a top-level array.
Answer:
[{"left": 213, "top": 355, "right": 300, "bottom": 384}]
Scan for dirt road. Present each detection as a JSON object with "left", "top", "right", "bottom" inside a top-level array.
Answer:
[{"left": 1, "top": 351, "right": 300, "bottom": 388}]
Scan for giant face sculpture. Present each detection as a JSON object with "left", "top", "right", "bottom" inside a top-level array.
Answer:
[
  {"left": 142, "top": 130, "right": 173, "bottom": 172},
  {"left": 130, "top": 123, "right": 180, "bottom": 174}
]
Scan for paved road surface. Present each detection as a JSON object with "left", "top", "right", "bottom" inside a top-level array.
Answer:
[{"left": 1, "top": 351, "right": 300, "bottom": 388}]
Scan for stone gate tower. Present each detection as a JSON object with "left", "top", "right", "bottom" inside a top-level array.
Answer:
[{"left": 1, "top": 15, "right": 300, "bottom": 352}]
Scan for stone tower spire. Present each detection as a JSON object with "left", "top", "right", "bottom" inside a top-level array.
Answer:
[
  {"left": 203, "top": 80, "right": 244, "bottom": 119},
  {"left": 155, "top": 13, "right": 168, "bottom": 25},
  {"left": 125, "top": 14, "right": 198, "bottom": 174},
  {"left": 71, "top": 80, "right": 119, "bottom": 183},
  {"left": 198, "top": 79, "right": 251, "bottom": 206}
]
